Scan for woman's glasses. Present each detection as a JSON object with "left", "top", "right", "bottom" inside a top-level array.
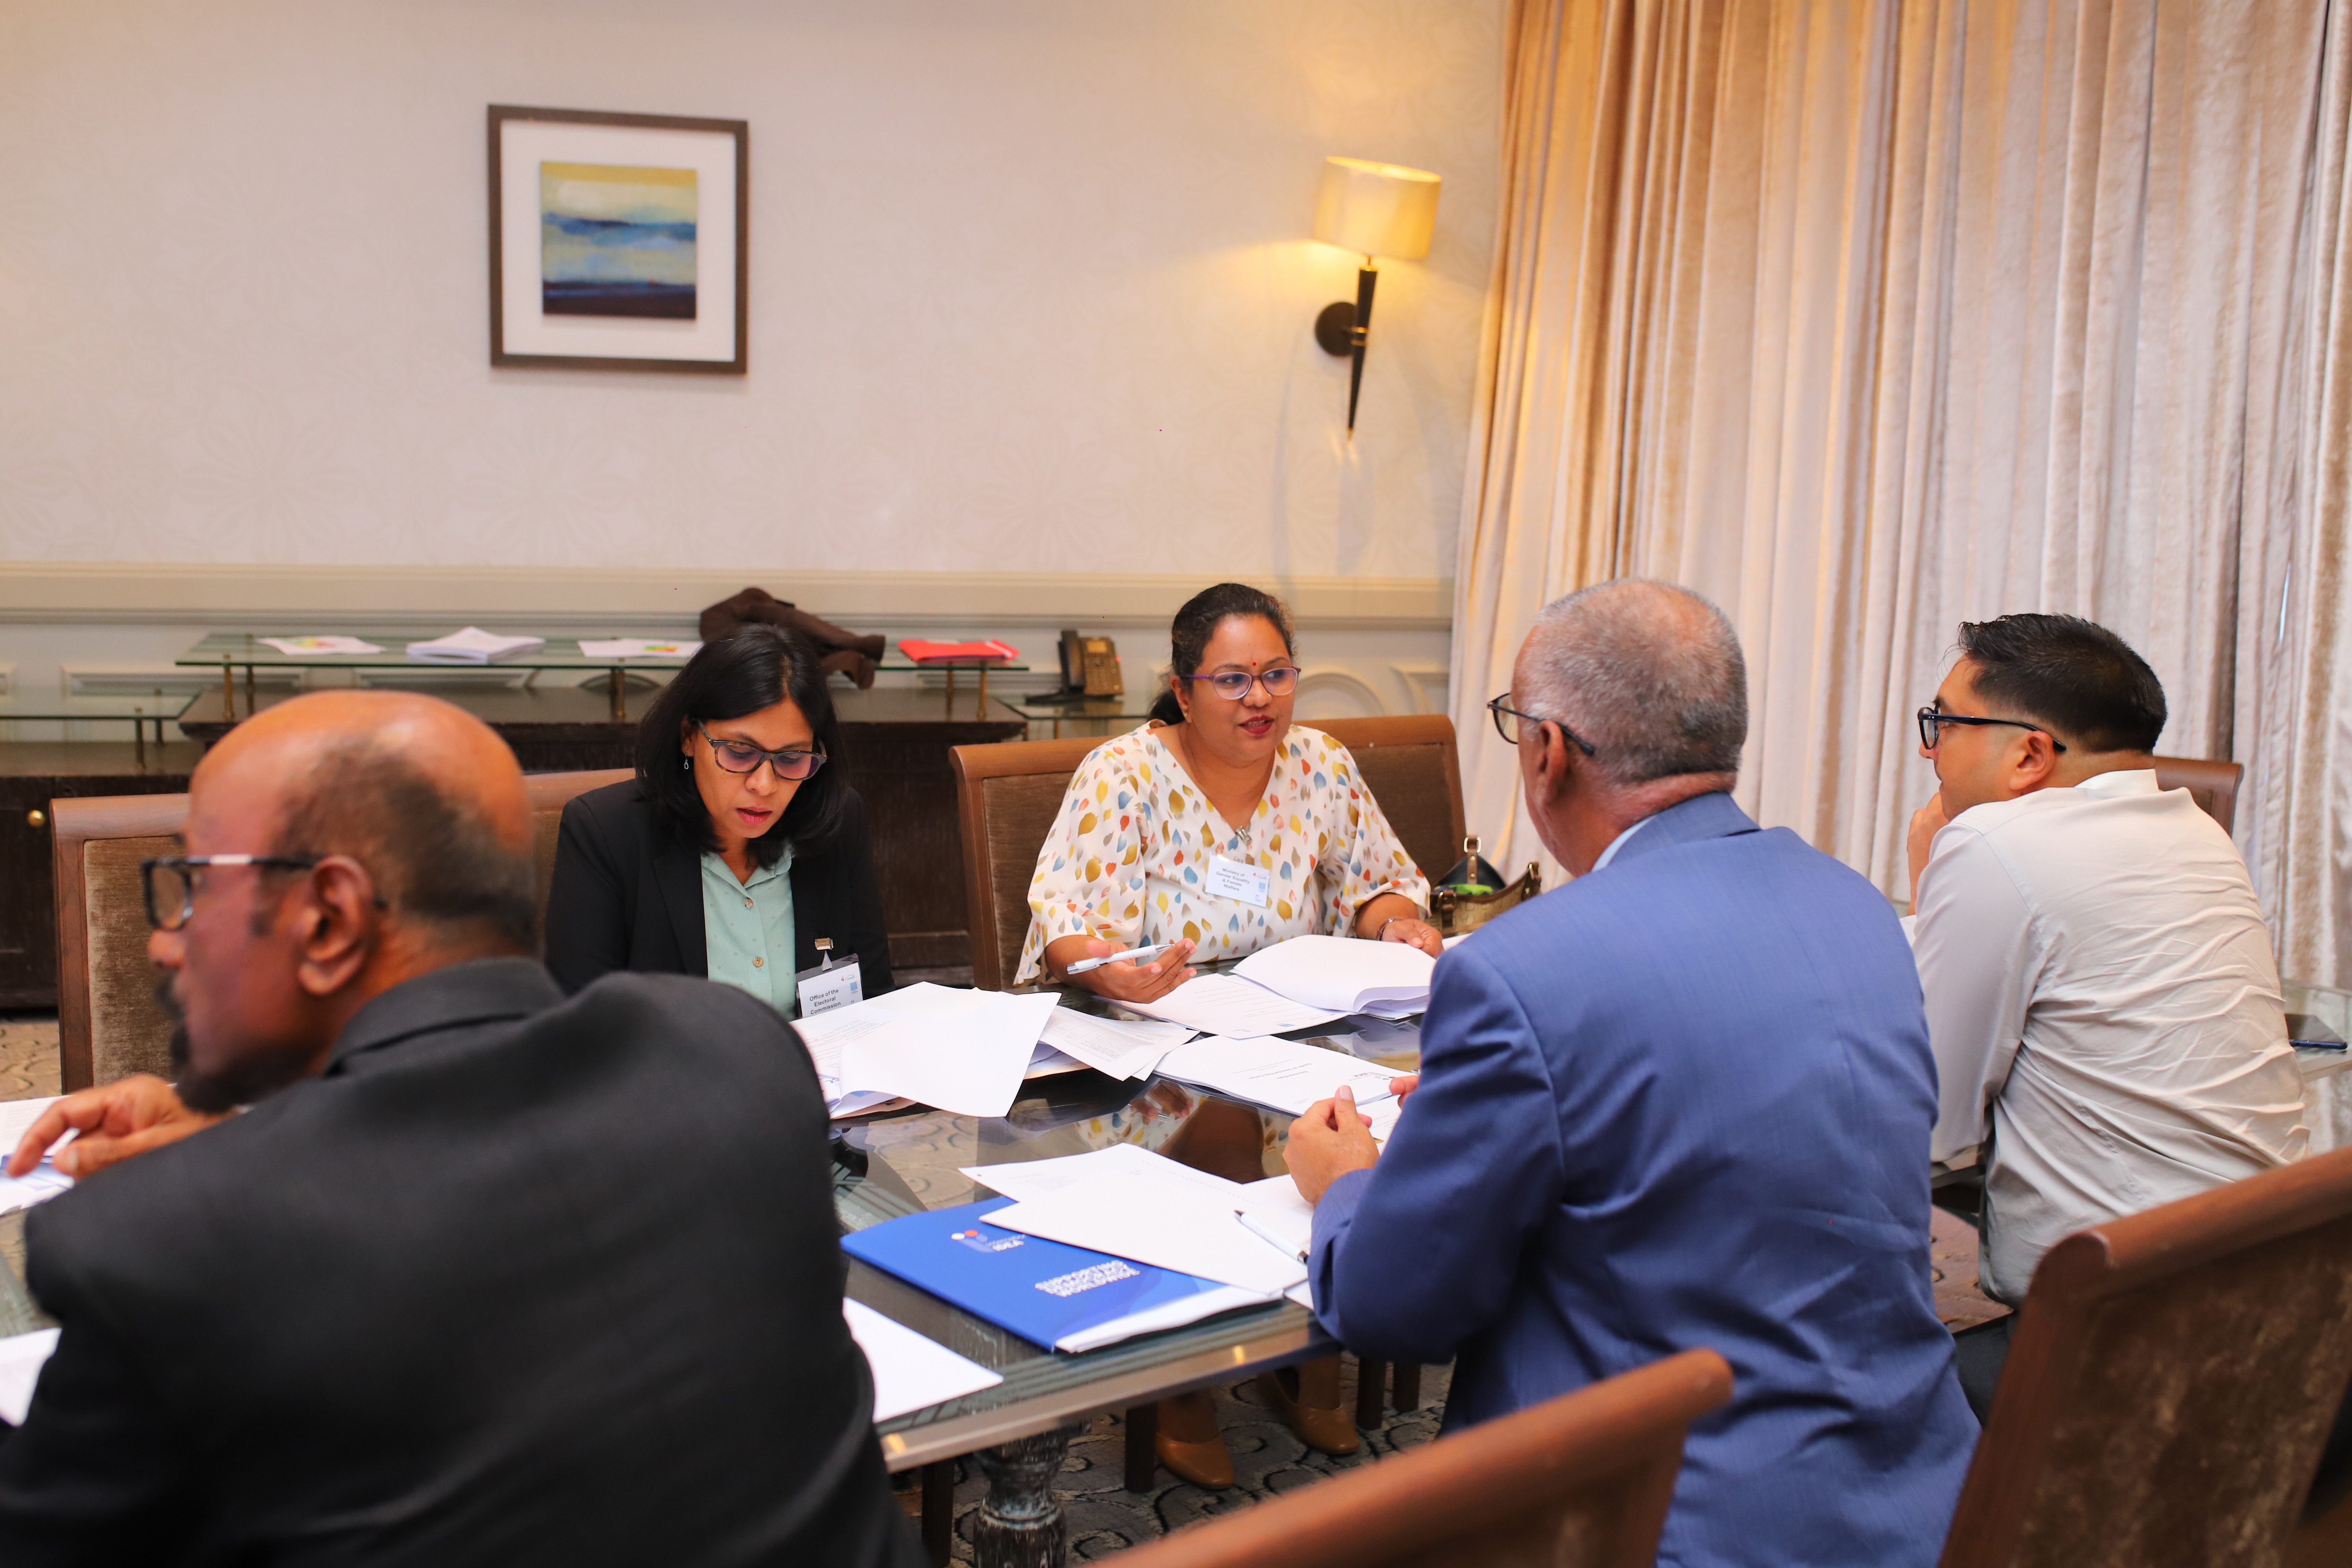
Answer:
[
  {"left": 1180, "top": 665, "right": 1301, "bottom": 701},
  {"left": 697, "top": 721, "right": 829, "bottom": 780}
]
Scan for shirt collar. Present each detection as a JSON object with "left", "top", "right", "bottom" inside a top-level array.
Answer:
[
  {"left": 701, "top": 848, "right": 791, "bottom": 890},
  {"left": 327, "top": 957, "right": 561, "bottom": 1072},
  {"left": 1603, "top": 790, "right": 1759, "bottom": 870},
  {"left": 2072, "top": 767, "right": 2159, "bottom": 797},
  {"left": 1591, "top": 816, "right": 1649, "bottom": 872}
]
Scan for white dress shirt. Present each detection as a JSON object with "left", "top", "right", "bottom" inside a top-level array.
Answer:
[{"left": 1913, "top": 768, "right": 2307, "bottom": 1302}]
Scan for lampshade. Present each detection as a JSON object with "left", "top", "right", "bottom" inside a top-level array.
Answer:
[{"left": 1310, "top": 157, "right": 1441, "bottom": 260}]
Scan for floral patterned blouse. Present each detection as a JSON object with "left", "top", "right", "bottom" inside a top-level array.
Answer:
[{"left": 1015, "top": 724, "right": 1431, "bottom": 984}]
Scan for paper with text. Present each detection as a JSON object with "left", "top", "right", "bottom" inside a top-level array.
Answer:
[
  {"left": 1153, "top": 1035, "right": 1400, "bottom": 1118},
  {"left": 1036, "top": 1010, "right": 1193, "bottom": 1079},
  {"left": 1113, "top": 973, "right": 1345, "bottom": 1037},
  {"left": 1233, "top": 934, "right": 1434, "bottom": 1015}
]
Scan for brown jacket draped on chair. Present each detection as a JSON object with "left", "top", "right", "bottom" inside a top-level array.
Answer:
[{"left": 700, "top": 587, "right": 885, "bottom": 688}]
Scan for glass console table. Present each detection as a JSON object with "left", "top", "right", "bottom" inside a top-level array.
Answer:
[{"left": 994, "top": 695, "right": 1159, "bottom": 740}]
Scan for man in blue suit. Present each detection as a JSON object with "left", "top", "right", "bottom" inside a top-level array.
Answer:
[{"left": 1287, "top": 580, "right": 1975, "bottom": 1568}]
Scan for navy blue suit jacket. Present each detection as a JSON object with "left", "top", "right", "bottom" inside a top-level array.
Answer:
[{"left": 1309, "top": 793, "right": 1975, "bottom": 1568}]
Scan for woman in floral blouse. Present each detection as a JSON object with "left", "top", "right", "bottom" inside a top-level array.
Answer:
[
  {"left": 1017, "top": 585, "right": 1440, "bottom": 1001},
  {"left": 1016, "top": 582, "right": 1439, "bottom": 1488}
]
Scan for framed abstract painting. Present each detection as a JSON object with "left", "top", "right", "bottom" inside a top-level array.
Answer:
[{"left": 487, "top": 105, "right": 748, "bottom": 374}]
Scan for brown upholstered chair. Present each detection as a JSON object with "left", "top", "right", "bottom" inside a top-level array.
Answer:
[
  {"left": 1116, "top": 1348, "right": 1732, "bottom": 1568},
  {"left": 50, "top": 768, "right": 632, "bottom": 1092},
  {"left": 2151, "top": 754, "right": 2242, "bottom": 835},
  {"left": 1938, "top": 1144, "right": 2352, "bottom": 1568},
  {"left": 949, "top": 715, "right": 1466, "bottom": 993}
]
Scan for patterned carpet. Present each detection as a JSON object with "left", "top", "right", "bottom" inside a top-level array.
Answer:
[{"left": 901, "top": 1360, "right": 1454, "bottom": 1562}]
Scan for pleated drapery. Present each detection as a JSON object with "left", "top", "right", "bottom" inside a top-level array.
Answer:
[{"left": 1451, "top": 0, "right": 2352, "bottom": 984}]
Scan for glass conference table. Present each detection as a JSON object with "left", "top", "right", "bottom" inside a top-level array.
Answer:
[{"left": 841, "top": 1004, "right": 1426, "bottom": 1565}]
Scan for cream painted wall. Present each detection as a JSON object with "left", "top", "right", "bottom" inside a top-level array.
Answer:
[{"left": 0, "top": 0, "right": 1503, "bottom": 584}]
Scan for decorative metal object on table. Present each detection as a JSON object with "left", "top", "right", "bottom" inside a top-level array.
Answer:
[
  {"left": 1430, "top": 835, "right": 1542, "bottom": 936},
  {"left": 836, "top": 983, "right": 1423, "bottom": 1567}
]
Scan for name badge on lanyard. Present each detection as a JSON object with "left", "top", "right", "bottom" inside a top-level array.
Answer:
[
  {"left": 1205, "top": 854, "right": 1271, "bottom": 908},
  {"left": 796, "top": 939, "right": 864, "bottom": 1016}
]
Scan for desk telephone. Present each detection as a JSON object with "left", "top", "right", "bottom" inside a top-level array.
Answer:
[{"left": 1056, "top": 631, "right": 1124, "bottom": 698}]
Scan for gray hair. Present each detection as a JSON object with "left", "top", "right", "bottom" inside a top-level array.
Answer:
[{"left": 1520, "top": 579, "right": 1747, "bottom": 787}]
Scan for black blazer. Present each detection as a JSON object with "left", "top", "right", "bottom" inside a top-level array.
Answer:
[
  {"left": 0, "top": 959, "right": 921, "bottom": 1567},
  {"left": 544, "top": 777, "right": 894, "bottom": 1000}
]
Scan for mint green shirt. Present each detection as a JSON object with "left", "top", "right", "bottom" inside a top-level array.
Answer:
[{"left": 700, "top": 847, "right": 797, "bottom": 1018}]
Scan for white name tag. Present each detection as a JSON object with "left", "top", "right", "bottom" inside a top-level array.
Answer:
[
  {"left": 796, "top": 956, "right": 864, "bottom": 1017},
  {"left": 1205, "top": 854, "right": 1271, "bottom": 908}
]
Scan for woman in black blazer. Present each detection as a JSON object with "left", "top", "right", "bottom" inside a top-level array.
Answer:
[{"left": 545, "top": 625, "right": 893, "bottom": 1007}]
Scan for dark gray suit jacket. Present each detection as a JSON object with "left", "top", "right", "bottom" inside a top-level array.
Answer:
[
  {"left": 0, "top": 959, "right": 921, "bottom": 1568},
  {"left": 544, "top": 778, "right": 894, "bottom": 999}
]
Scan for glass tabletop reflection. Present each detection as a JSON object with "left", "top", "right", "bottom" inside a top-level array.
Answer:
[{"left": 837, "top": 1006, "right": 1423, "bottom": 1468}]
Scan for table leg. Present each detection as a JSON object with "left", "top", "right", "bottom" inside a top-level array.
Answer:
[
  {"left": 608, "top": 667, "right": 625, "bottom": 723},
  {"left": 1122, "top": 1402, "right": 1158, "bottom": 1491},
  {"left": 221, "top": 658, "right": 236, "bottom": 724},
  {"left": 920, "top": 1460, "right": 955, "bottom": 1566},
  {"left": 970, "top": 1424, "right": 1081, "bottom": 1568},
  {"left": 978, "top": 665, "right": 989, "bottom": 719},
  {"left": 1355, "top": 1357, "right": 1387, "bottom": 1428},
  {"left": 243, "top": 664, "right": 256, "bottom": 716},
  {"left": 133, "top": 712, "right": 145, "bottom": 770},
  {"left": 1393, "top": 1362, "right": 1421, "bottom": 1413},
  {"left": 945, "top": 666, "right": 957, "bottom": 715}
]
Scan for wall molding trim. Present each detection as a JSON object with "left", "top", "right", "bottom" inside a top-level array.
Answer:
[{"left": 0, "top": 563, "right": 1453, "bottom": 632}]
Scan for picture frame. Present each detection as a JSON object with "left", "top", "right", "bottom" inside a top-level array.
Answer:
[{"left": 487, "top": 105, "right": 748, "bottom": 375}]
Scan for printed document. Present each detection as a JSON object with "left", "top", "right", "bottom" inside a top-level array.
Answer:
[
  {"left": 986, "top": 1149, "right": 1308, "bottom": 1295},
  {"left": 1113, "top": 973, "right": 1344, "bottom": 1036},
  {"left": 0, "top": 1098, "right": 73, "bottom": 1217},
  {"left": 404, "top": 627, "right": 547, "bottom": 664},
  {"left": 1153, "top": 1035, "right": 1401, "bottom": 1118},
  {"left": 1036, "top": 1010, "right": 1193, "bottom": 1079},
  {"left": 575, "top": 638, "right": 703, "bottom": 660},
  {"left": 1233, "top": 934, "right": 1434, "bottom": 1015},
  {"left": 843, "top": 1300, "right": 1003, "bottom": 1422},
  {"left": 794, "top": 984, "right": 1059, "bottom": 1118},
  {"left": 0, "top": 1328, "right": 58, "bottom": 1426},
  {"left": 258, "top": 635, "right": 383, "bottom": 655}
]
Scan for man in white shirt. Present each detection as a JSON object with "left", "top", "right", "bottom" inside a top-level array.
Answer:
[{"left": 1907, "top": 612, "right": 2307, "bottom": 1417}]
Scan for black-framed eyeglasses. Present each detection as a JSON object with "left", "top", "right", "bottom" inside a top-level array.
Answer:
[
  {"left": 1178, "top": 665, "right": 1302, "bottom": 701},
  {"left": 1915, "top": 706, "right": 2067, "bottom": 753},
  {"left": 696, "top": 721, "right": 829, "bottom": 781},
  {"left": 140, "top": 854, "right": 320, "bottom": 931},
  {"left": 1487, "top": 693, "right": 1598, "bottom": 756}
]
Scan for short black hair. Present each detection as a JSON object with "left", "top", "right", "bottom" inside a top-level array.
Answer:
[
  {"left": 273, "top": 741, "right": 539, "bottom": 950},
  {"left": 636, "top": 625, "right": 849, "bottom": 866},
  {"left": 1957, "top": 613, "right": 2167, "bottom": 753},
  {"left": 1147, "top": 582, "right": 1297, "bottom": 727}
]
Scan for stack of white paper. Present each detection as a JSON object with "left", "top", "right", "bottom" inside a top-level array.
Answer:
[
  {"left": 0, "top": 1328, "right": 59, "bottom": 1425},
  {"left": 1153, "top": 1035, "right": 1403, "bottom": 1123},
  {"left": 843, "top": 1300, "right": 1003, "bottom": 1421},
  {"left": 1036, "top": 1010, "right": 1193, "bottom": 1079},
  {"left": 259, "top": 635, "right": 384, "bottom": 655},
  {"left": 1234, "top": 1174, "right": 1315, "bottom": 1261},
  {"left": 404, "top": 627, "right": 547, "bottom": 664},
  {"left": 793, "top": 983, "right": 1062, "bottom": 1118},
  {"left": 970, "top": 1145, "right": 1306, "bottom": 1295},
  {"left": 1113, "top": 972, "right": 1345, "bottom": 1036},
  {"left": 576, "top": 638, "right": 703, "bottom": 660},
  {"left": 1233, "top": 934, "right": 1435, "bottom": 1017}
]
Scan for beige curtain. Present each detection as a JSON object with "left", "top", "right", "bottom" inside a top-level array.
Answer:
[{"left": 1453, "top": 0, "right": 2352, "bottom": 984}]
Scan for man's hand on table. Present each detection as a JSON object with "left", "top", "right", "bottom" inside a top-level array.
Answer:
[
  {"left": 1286, "top": 1085, "right": 1381, "bottom": 1205},
  {"left": 8, "top": 1074, "right": 226, "bottom": 1180}
]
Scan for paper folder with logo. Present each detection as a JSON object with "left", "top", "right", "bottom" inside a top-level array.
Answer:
[{"left": 841, "top": 1199, "right": 1276, "bottom": 1353}]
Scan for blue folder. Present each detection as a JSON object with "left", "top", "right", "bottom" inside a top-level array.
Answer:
[{"left": 843, "top": 1199, "right": 1276, "bottom": 1353}]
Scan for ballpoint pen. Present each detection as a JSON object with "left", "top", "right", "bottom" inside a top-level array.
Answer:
[{"left": 1065, "top": 941, "right": 1178, "bottom": 975}]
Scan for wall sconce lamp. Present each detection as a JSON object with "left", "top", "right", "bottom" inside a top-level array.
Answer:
[{"left": 1311, "top": 156, "right": 1441, "bottom": 432}]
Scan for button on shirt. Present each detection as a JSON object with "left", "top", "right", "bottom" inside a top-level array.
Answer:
[
  {"left": 701, "top": 848, "right": 797, "bottom": 1018},
  {"left": 1911, "top": 768, "right": 2307, "bottom": 1302}
]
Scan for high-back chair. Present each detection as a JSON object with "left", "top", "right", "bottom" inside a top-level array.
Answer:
[
  {"left": 950, "top": 715, "right": 1465, "bottom": 993},
  {"left": 1938, "top": 1144, "right": 2352, "bottom": 1568},
  {"left": 1116, "top": 1348, "right": 1731, "bottom": 1568},
  {"left": 51, "top": 768, "right": 632, "bottom": 1091},
  {"left": 2150, "top": 755, "right": 2243, "bottom": 836}
]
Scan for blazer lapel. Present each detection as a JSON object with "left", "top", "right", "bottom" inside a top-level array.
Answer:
[{"left": 649, "top": 819, "right": 708, "bottom": 977}]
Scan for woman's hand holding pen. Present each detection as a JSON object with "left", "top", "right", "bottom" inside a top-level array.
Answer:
[{"left": 1046, "top": 934, "right": 1197, "bottom": 1003}]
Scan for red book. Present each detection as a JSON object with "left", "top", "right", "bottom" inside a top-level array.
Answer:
[{"left": 897, "top": 639, "right": 1018, "bottom": 665}]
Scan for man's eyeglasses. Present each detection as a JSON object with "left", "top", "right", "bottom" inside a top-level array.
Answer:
[
  {"left": 1487, "top": 694, "right": 1598, "bottom": 756},
  {"left": 1915, "top": 706, "right": 2067, "bottom": 753},
  {"left": 140, "top": 854, "right": 320, "bottom": 931},
  {"left": 1179, "top": 666, "right": 1301, "bottom": 701},
  {"left": 697, "top": 721, "right": 829, "bottom": 781}
]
